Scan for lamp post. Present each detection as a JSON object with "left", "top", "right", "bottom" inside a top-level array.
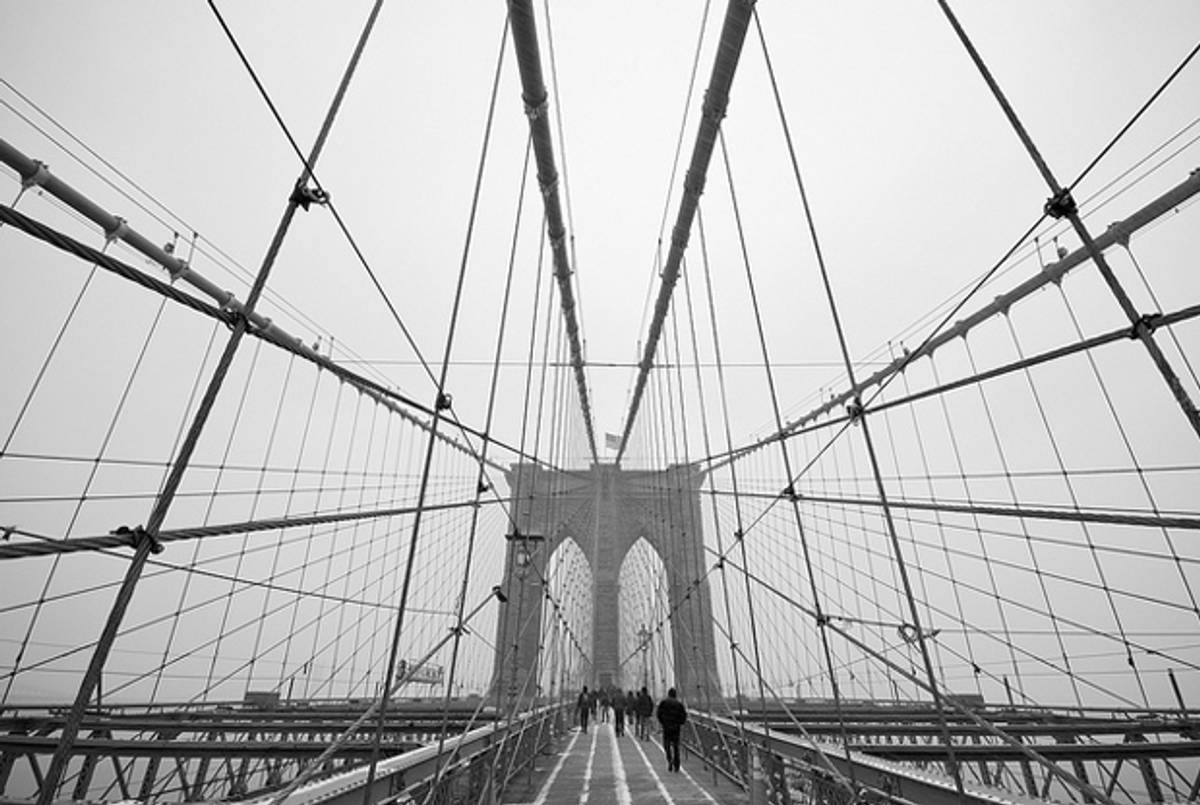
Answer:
[{"left": 637, "top": 625, "right": 651, "bottom": 689}]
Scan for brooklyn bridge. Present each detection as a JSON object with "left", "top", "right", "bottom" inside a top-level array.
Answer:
[{"left": 2, "top": 2, "right": 1199, "bottom": 803}]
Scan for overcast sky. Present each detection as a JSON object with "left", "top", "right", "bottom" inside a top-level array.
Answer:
[
  {"left": 2, "top": 1, "right": 1197, "bottom": 455},
  {"left": 2, "top": 1, "right": 1200, "bottom": 725}
]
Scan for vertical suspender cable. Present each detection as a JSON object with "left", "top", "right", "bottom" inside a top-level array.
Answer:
[
  {"left": 35, "top": 0, "right": 388, "bottom": 796},
  {"left": 617, "top": 0, "right": 755, "bottom": 461},
  {"left": 507, "top": 0, "right": 598, "bottom": 462},
  {"left": 935, "top": 0, "right": 1200, "bottom": 443},
  {"left": 364, "top": 14, "right": 510, "bottom": 802},
  {"left": 749, "top": 10, "right": 967, "bottom": 790}
]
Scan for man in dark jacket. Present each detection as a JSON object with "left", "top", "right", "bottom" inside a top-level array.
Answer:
[
  {"left": 577, "top": 685, "right": 591, "bottom": 733},
  {"left": 635, "top": 686, "right": 654, "bottom": 739},
  {"left": 656, "top": 687, "right": 687, "bottom": 771},
  {"left": 612, "top": 688, "right": 626, "bottom": 736}
]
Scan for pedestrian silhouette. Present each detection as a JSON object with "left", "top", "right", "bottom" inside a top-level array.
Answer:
[{"left": 656, "top": 687, "right": 687, "bottom": 771}]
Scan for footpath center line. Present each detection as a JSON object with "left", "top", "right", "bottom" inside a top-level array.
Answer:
[
  {"left": 608, "top": 722, "right": 632, "bottom": 805},
  {"left": 531, "top": 729, "right": 580, "bottom": 805},
  {"left": 630, "top": 733, "right": 675, "bottom": 805},
  {"left": 578, "top": 726, "right": 598, "bottom": 805}
]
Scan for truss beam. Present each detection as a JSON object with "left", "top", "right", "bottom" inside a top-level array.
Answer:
[
  {"left": 617, "top": 0, "right": 756, "bottom": 460},
  {"left": 507, "top": 0, "right": 598, "bottom": 460}
]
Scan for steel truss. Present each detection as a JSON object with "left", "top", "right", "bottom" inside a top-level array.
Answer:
[
  {"left": 0, "top": 700, "right": 563, "bottom": 804},
  {"left": 685, "top": 705, "right": 1200, "bottom": 804}
]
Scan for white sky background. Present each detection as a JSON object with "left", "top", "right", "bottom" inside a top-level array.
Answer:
[
  {"left": 2, "top": 0, "right": 1200, "bottom": 717},
  {"left": 2, "top": 1, "right": 1197, "bottom": 453}
]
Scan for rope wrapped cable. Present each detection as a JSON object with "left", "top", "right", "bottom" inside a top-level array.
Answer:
[
  {"left": 768, "top": 300, "right": 1200, "bottom": 448},
  {"left": 0, "top": 498, "right": 498, "bottom": 560},
  {"left": 705, "top": 165, "right": 1200, "bottom": 471},
  {"left": 703, "top": 487, "right": 1200, "bottom": 531},
  {"left": 0, "top": 203, "right": 543, "bottom": 472},
  {"left": 0, "top": 204, "right": 232, "bottom": 324},
  {"left": 618, "top": 0, "right": 755, "bottom": 460}
]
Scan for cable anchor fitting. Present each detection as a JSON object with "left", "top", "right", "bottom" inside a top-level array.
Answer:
[
  {"left": 112, "top": 525, "right": 163, "bottom": 555},
  {"left": 897, "top": 623, "right": 940, "bottom": 644},
  {"left": 21, "top": 160, "right": 51, "bottom": 191},
  {"left": 782, "top": 484, "right": 799, "bottom": 502},
  {"left": 1043, "top": 188, "right": 1078, "bottom": 220},
  {"left": 290, "top": 180, "right": 329, "bottom": 211},
  {"left": 1129, "top": 314, "right": 1158, "bottom": 340},
  {"left": 104, "top": 216, "right": 130, "bottom": 245},
  {"left": 845, "top": 399, "right": 864, "bottom": 423},
  {"left": 436, "top": 392, "right": 453, "bottom": 411}
]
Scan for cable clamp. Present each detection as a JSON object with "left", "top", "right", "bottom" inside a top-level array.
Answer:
[
  {"left": 897, "top": 623, "right": 940, "bottom": 644},
  {"left": 477, "top": 480, "right": 491, "bottom": 494},
  {"left": 436, "top": 392, "right": 453, "bottom": 411},
  {"left": 1042, "top": 188, "right": 1077, "bottom": 220},
  {"left": 845, "top": 399, "right": 864, "bottom": 423},
  {"left": 815, "top": 613, "right": 831, "bottom": 627},
  {"left": 1129, "top": 313, "right": 1158, "bottom": 340},
  {"left": 21, "top": 160, "right": 51, "bottom": 191},
  {"left": 1107, "top": 220, "right": 1132, "bottom": 249},
  {"left": 290, "top": 180, "right": 329, "bottom": 211},
  {"left": 524, "top": 95, "right": 548, "bottom": 121},
  {"left": 104, "top": 216, "right": 130, "bottom": 244},
  {"left": 700, "top": 89, "right": 727, "bottom": 123},
  {"left": 733, "top": 528, "right": 744, "bottom": 541},
  {"left": 112, "top": 525, "right": 164, "bottom": 555},
  {"left": 782, "top": 484, "right": 799, "bottom": 502},
  {"left": 448, "top": 624, "right": 470, "bottom": 637},
  {"left": 1, "top": 526, "right": 14, "bottom": 542},
  {"left": 492, "top": 585, "right": 508, "bottom": 603}
]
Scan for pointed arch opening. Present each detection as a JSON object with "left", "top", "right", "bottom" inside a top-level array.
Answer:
[{"left": 618, "top": 537, "right": 674, "bottom": 697}]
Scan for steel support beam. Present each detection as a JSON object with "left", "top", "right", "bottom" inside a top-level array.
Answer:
[
  {"left": 692, "top": 711, "right": 1047, "bottom": 805},
  {"left": 506, "top": 0, "right": 598, "bottom": 461},
  {"left": 0, "top": 140, "right": 500, "bottom": 470},
  {"left": 617, "top": 0, "right": 756, "bottom": 460},
  {"left": 709, "top": 165, "right": 1200, "bottom": 469}
]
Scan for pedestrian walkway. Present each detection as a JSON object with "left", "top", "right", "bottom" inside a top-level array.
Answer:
[{"left": 503, "top": 721, "right": 748, "bottom": 805}]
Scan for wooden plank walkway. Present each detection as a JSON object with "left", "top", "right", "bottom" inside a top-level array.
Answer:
[{"left": 502, "top": 720, "right": 749, "bottom": 805}]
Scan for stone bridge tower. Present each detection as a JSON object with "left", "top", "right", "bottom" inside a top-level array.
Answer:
[{"left": 490, "top": 462, "right": 721, "bottom": 708}]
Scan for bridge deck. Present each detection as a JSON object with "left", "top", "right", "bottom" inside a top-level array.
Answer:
[{"left": 503, "top": 720, "right": 748, "bottom": 805}]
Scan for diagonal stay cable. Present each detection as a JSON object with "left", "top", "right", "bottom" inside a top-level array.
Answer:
[
  {"left": 363, "top": 13, "right": 513, "bottom": 801},
  {"left": 34, "top": 4, "right": 389, "bottom": 801}
]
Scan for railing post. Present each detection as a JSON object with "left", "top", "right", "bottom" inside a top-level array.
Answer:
[{"left": 749, "top": 743, "right": 768, "bottom": 805}]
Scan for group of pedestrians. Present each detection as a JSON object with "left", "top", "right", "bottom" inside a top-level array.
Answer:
[{"left": 575, "top": 684, "right": 688, "bottom": 772}]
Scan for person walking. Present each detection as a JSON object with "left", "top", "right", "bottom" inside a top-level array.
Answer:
[
  {"left": 577, "top": 685, "right": 592, "bottom": 733},
  {"left": 636, "top": 686, "right": 654, "bottom": 740},
  {"left": 656, "top": 687, "right": 687, "bottom": 771},
  {"left": 612, "top": 688, "right": 626, "bottom": 736}
]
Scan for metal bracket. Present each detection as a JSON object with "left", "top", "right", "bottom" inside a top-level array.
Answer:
[
  {"left": 897, "top": 623, "right": 940, "bottom": 644},
  {"left": 1130, "top": 313, "right": 1158, "bottom": 340},
  {"left": 104, "top": 216, "right": 129, "bottom": 245},
  {"left": 289, "top": 181, "right": 329, "bottom": 211},
  {"left": 524, "top": 95, "right": 548, "bottom": 121},
  {"left": 111, "top": 525, "right": 164, "bottom": 555},
  {"left": 21, "top": 160, "right": 51, "bottom": 191},
  {"left": 1043, "top": 187, "right": 1078, "bottom": 220}
]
